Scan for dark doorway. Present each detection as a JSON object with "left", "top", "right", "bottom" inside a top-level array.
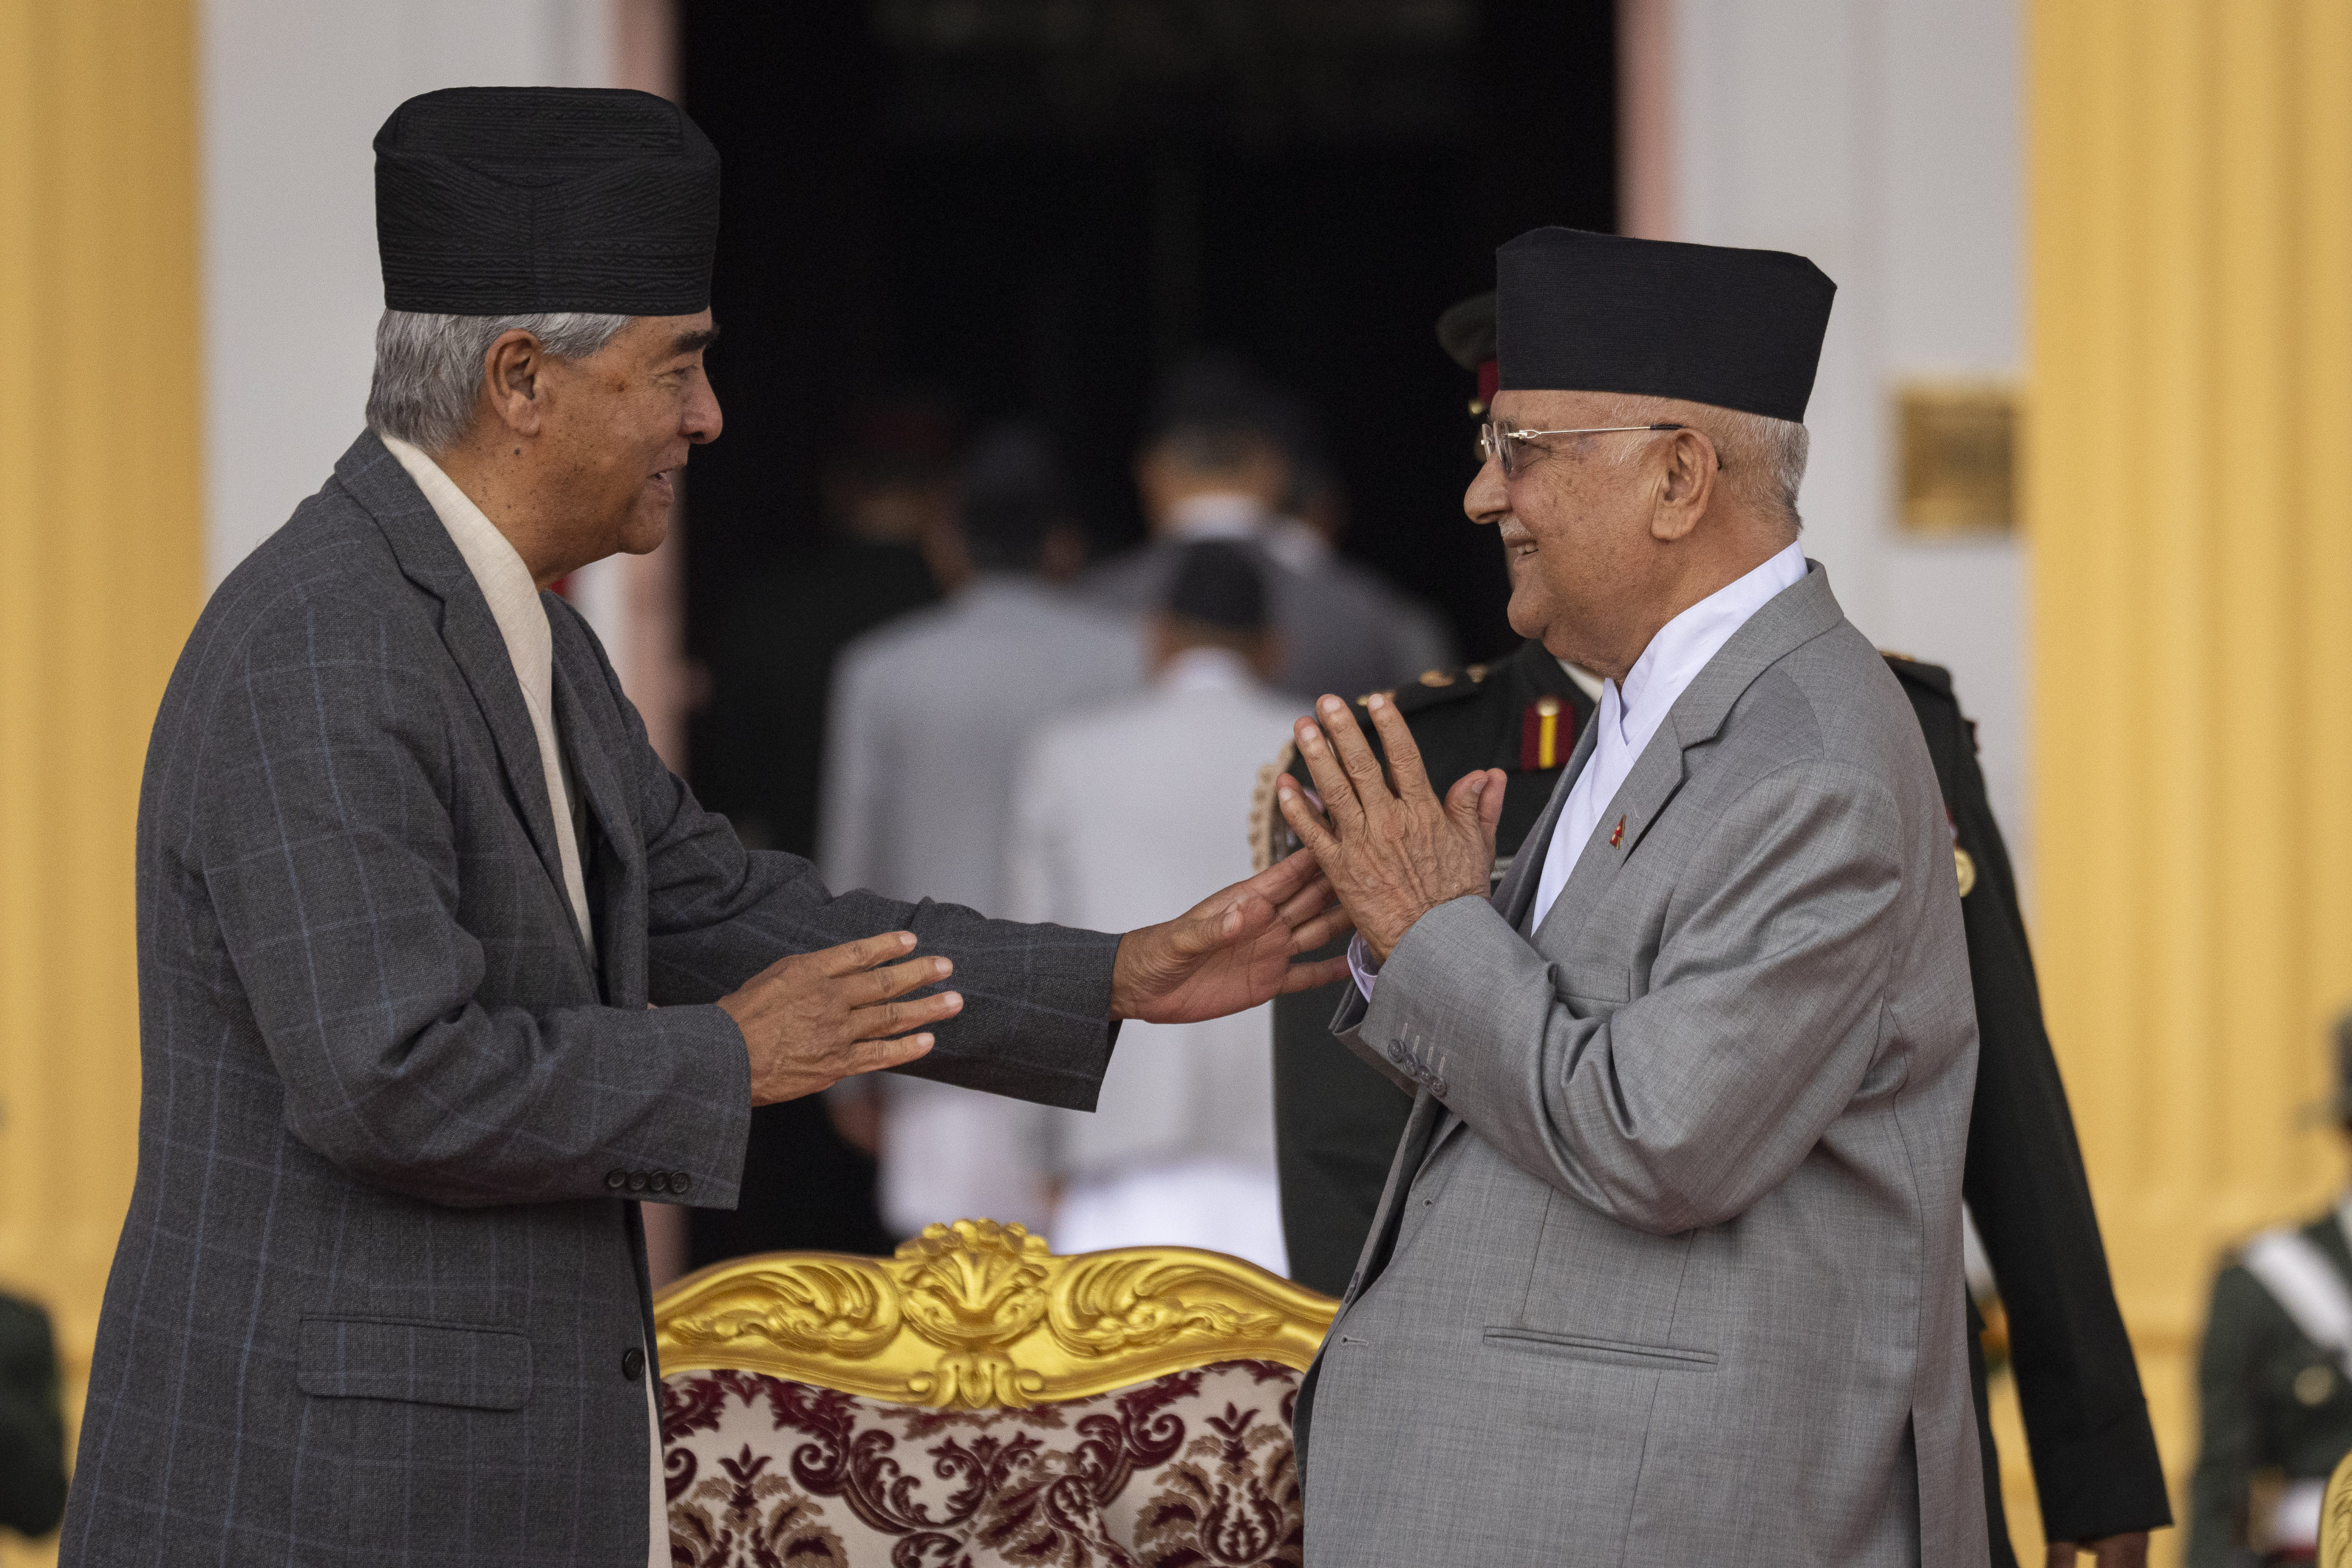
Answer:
[{"left": 680, "top": 0, "right": 1617, "bottom": 784}]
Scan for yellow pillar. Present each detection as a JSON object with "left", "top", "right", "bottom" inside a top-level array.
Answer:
[
  {"left": 2030, "top": 1, "right": 2352, "bottom": 1557},
  {"left": 0, "top": 2, "right": 201, "bottom": 1561}
]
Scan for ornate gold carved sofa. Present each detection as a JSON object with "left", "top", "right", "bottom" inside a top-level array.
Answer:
[{"left": 655, "top": 1218, "right": 1338, "bottom": 1567}]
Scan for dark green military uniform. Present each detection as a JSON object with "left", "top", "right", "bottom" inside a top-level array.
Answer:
[
  {"left": 2187, "top": 1208, "right": 2352, "bottom": 1563},
  {"left": 1260, "top": 638, "right": 1596, "bottom": 1293},
  {"left": 1888, "top": 654, "right": 2172, "bottom": 1561},
  {"left": 0, "top": 1291, "right": 67, "bottom": 1539}
]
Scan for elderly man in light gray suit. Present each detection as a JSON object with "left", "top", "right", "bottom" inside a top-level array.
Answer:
[
  {"left": 1277, "top": 227, "right": 1984, "bottom": 1566},
  {"left": 62, "top": 88, "right": 1350, "bottom": 1568}
]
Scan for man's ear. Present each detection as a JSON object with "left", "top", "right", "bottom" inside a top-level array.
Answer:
[
  {"left": 1648, "top": 426, "right": 1720, "bottom": 543},
  {"left": 478, "top": 329, "right": 549, "bottom": 439}
]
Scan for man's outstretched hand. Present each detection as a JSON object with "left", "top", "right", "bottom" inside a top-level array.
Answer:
[
  {"left": 718, "top": 930, "right": 959, "bottom": 1104},
  {"left": 1277, "top": 692, "right": 1506, "bottom": 963},
  {"left": 1110, "top": 848, "right": 1355, "bottom": 1022}
]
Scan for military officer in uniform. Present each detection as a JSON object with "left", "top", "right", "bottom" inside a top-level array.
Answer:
[
  {"left": 2187, "top": 1015, "right": 2352, "bottom": 1567},
  {"left": 0, "top": 1291, "right": 65, "bottom": 1540},
  {"left": 1256, "top": 292, "right": 2171, "bottom": 1567}
]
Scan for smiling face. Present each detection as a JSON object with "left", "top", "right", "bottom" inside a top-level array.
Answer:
[
  {"left": 1464, "top": 389, "right": 1683, "bottom": 678},
  {"left": 534, "top": 311, "right": 721, "bottom": 562}
]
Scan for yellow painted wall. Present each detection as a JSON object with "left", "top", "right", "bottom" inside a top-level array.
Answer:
[
  {"left": 2030, "top": 1, "right": 2352, "bottom": 1559},
  {"left": 0, "top": 1, "right": 201, "bottom": 1562}
]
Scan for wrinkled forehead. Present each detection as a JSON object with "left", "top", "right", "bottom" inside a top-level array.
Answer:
[{"left": 1489, "top": 387, "right": 1621, "bottom": 423}]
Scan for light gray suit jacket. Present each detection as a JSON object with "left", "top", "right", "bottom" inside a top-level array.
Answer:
[
  {"left": 61, "top": 433, "right": 1124, "bottom": 1568},
  {"left": 1300, "top": 564, "right": 1986, "bottom": 1567}
]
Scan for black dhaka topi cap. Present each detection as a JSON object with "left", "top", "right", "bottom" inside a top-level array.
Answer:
[
  {"left": 375, "top": 86, "right": 719, "bottom": 315},
  {"left": 1496, "top": 227, "right": 1835, "bottom": 423}
]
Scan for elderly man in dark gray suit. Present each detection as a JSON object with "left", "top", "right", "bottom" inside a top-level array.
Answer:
[
  {"left": 59, "top": 88, "right": 1349, "bottom": 1568},
  {"left": 1278, "top": 229, "right": 1984, "bottom": 1565}
]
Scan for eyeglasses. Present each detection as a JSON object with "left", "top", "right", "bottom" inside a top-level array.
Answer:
[{"left": 1477, "top": 419, "right": 1715, "bottom": 478}]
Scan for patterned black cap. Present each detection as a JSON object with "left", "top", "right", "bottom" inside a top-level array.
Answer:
[
  {"left": 1496, "top": 227, "right": 1835, "bottom": 423},
  {"left": 374, "top": 87, "right": 719, "bottom": 315}
]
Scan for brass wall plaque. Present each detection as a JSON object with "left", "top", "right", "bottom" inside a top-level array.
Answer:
[{"left": 1898, "top": 382, "right": 2018, "bottom": 534}]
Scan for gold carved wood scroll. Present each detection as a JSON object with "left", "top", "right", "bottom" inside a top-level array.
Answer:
[{"left": 654, "top": 1219, "right": 1339, "bottom": 1408}]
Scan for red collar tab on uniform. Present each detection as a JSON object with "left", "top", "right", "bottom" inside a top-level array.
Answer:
[{"left": 1521, "top": 694, "right": 1572, "bottom": 771}]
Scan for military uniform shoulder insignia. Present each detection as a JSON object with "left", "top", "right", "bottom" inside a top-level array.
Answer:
[
  {"left": 1391, "top": 666, "right": 1487, "bottom": 715},
  {"left": 1249, "top": 739, "right": 1300, "bottom": 874}
]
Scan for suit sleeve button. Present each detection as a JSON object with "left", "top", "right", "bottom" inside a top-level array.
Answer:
[
  {"left": 621, "top": 1346, "right": 645, "bottom": 1381},
  {"left": 627, "top": 1171, "right": 649, "bottom": 1192},
  {"left": 604, "top": 1169, "right": 628, "bottom": 1191},
  {"left": 645, "top": 1172, "right": 670, "bottom": 1195},
  {"left": 669, "top": 1172, "right": 691, "bottom": 1196}
]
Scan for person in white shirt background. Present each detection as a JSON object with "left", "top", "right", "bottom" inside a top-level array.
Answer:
[
  {"left": 1085, "top": 355, "right": 1451, "bottom": 703},
  {"left": 1009, "top": 542, "right": 1303, "bottom": 1272},
  {"left": 821, "top": 425, "right": 1144, "bottom": 1237}
]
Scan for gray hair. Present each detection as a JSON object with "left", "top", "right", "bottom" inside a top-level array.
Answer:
[
  {"left": 1599, "top": 393, "right": 1811, "bottom": 534},
  {"left": 364, "top": 309, "right": 634, "bottom": 453}
]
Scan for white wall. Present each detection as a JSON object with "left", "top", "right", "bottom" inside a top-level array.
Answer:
[
  {"left": 1666, "top": 0, "right": 2032, "bottom": 888},
  {"left": 200, "top": 0, "right": 619, "bottom": 586}
]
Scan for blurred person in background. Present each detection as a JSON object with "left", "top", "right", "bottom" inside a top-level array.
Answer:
[
  {"left": 684, "top": 397, "right": 965, "bottom": 1270},
  {"left": 822, "top": 424, "right": 1145, "bottom": 1237},
  {"left": 697, "top": 394, "right": 963, "bottom": 856},
  {"left": 1088, "top": 354, "right": 1453, "bottom": 702},
  {"left": 2188, "top": 1011, "right": 2352, "bottom": 1567},
  {"left": 1010, "top": 542, "right": 1301, "bottom": 1272},
  {"left": 0, "top": 1292, "right": 67, "bottom": 1540}
]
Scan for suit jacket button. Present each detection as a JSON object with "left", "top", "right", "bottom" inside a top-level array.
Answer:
[
  {"left": 669, "top": 1172, "right": 691, "bottom": 1196},
  {"left": 621, "top": 1346, "right": 645, "bottom": 1381},
  {"left": 627, "top": 1171, "right": 649, "bottom": 1192},
  {"left": 645, "top": 1172, "right": 670, "bottom": 1194},
  {"left": 604, "top": 1169, "right": 628, "bottom": 1191}
]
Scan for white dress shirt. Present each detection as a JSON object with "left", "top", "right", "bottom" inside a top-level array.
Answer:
[
  {"left": 1349, "top": 539, "right": 1808, "bottom": 996},
  {"left": 1007, "top": 646, "right": 1301, "bottom": 1273},
  {"left": 379, "top": 435, "right": 658, "bottom": 1565}
]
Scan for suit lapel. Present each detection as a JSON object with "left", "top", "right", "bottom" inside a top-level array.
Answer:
[
  {"left": 1491, "top": 716, "right": 1594, "bottom": 929},
  {"left": 333, "top": 433, "right": 572, "bottom": 910},
  {"left": 1530, "top": 728, "right": 1688, "bottom": 952}
]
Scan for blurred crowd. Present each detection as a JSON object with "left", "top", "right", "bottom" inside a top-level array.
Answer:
[{"left": 685, "top": 354, "right": 1456, "bottom": 1279}]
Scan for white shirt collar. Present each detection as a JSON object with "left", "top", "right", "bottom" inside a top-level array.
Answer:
[
  {"left": 1157, "top": 645, "right": 1261, "bottom": 693},
  {"left": 1164, "top": 492, "right": 1270, "bottom": 540}
]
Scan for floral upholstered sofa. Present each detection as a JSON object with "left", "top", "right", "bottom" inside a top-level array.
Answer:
[{"left": 655, "top": 1219, "right": 1336, "bottom": 1568}]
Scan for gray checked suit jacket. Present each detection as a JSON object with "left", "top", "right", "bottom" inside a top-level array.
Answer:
[
  {"left": 61, "top": 432, "right": 1123, "bottom": 1567},
  {"left": 1299, "top": 564, "right": 1986, "bottom": 1568}
]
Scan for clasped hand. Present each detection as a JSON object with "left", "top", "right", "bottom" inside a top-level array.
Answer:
[
  {"left": 1277, "top": 693, "right": 1506, "bottom": 964},
  {"left": 717, "top": 850, "right": 1358, "bottom": 1106}
]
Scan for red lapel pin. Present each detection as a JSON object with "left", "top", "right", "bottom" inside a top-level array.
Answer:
[{"left": 1609, "top": 815, "right": 1625, "bottom": 848}]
